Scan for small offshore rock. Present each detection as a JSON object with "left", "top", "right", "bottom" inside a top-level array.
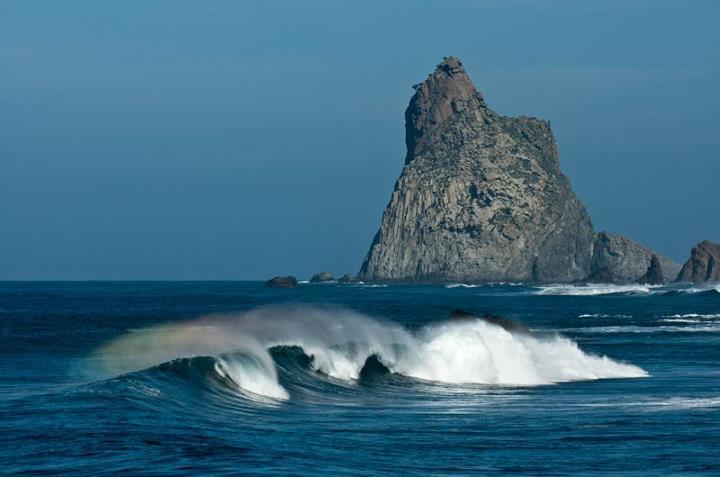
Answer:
[
  {"left": 338, "top": 273, "right": 361, "bottom": 284},
  {"left": 264, "top": 276, "right": 298, "bottom": 288},
  {"left": 676, "top": 241, "right": 720, "bottom": 283},
  {"left": 310, "top": 272, "right": 335, "bottom": 283},
  {"left": 590, "top": 232, "right": 680, "bottom": 284}
]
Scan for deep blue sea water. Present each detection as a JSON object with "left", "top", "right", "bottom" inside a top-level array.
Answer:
[{"left": 1, "top": 281, "right": 719, "bottom": 475}]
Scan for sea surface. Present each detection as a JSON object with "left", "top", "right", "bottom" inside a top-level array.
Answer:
[{"left": 1, "top": 281, "right": 719, "bottom": 475}]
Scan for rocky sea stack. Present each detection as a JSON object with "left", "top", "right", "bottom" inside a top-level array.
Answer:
[
  {"left": 676, "top": 241, "right": 720, "bottom": 284},
  {"left": 338, "top": 273, "right": 361, "bottom": 284},
  {"left": 265, "top": 276, "right": 298, "bottom": 288},
  {"left": 359, "top": 57, "right": 679, "bottom": 284},
  {"left": 310, "top": 272, "right": 335, "bottom": 283}
]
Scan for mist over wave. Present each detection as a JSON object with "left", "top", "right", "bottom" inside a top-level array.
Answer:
[{"left": 90, "top": 306, "right": 647, "bottom": 400}]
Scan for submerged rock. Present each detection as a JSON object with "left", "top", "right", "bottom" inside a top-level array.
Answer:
[
  {"left": 358, "top": 355, "right": 390, "bottom": 381},
  {"left": 264, "top": 276, "right": 298, "bottom": 288},
  {"left": 310, "top": 272, "right": 335, "bottom": 283},
  {"left": 358, "top": 56, "right": 680, "bottom": 284},
  {"left": 676, "top": 241, "right": 720, "bottom": 283}
]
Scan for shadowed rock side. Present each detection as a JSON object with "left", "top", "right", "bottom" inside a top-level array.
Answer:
[
  {"left": 676, "top": 241, "right": 720, "bottom": 283},
  {"left": 638, "top": 255, "right": 664, "bottom": 285},
  {"left": 359, "top": 57, "right": 678, "bottom": 284}
]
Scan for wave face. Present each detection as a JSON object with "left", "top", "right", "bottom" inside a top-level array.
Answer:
[{"left": 90, "top": 306, "right": 646, "bottom": 399}]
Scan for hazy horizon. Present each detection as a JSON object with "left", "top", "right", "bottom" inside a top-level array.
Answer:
[{"left": 2, "top": 0, "right": 719, "bottom": 280}]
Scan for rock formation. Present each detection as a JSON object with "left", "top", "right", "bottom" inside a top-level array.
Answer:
[
  {"left": 265, "top": 276, "right": 298, "bottom": 288},
  {"left": 338, "top": 273, "right": 361, "bottom": 284},
  {"left": 310, "top": 272, "right": 335, "bottom": 283},
  {"left": 591, "top": 232, "right": 680, "bottom": 284},
  {"left": 359, "top": 57, "right": 679, "bottom": 284},
  {"left": 676, "top": 241, "right": 720, "bottom": 283}
]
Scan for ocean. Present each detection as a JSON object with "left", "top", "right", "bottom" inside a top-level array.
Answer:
[{"left": 1, "top": 281, "right": 719, "bottom": 475}]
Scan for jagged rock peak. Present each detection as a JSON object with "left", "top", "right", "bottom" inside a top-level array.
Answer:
[
  {"left": 405, "top": 56, "right": 487, "bottom": 164},
  {"left": 360, "top": 56, "right": 596, "bottom": 283}
]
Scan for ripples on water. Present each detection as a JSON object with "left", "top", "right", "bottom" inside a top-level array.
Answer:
[{"left": 1, "top": 281, "right": 719, "bottom": 475}]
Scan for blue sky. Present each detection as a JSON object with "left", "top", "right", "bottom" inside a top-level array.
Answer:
[{"left": 1, "top": 0, "right": 718, "bottom": 279}]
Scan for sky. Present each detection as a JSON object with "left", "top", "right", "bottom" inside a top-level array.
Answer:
[{"left": 1, "top": 0, "right": 718, "bottom": 280}]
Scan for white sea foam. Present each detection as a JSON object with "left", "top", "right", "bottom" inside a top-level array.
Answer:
[
  {"left": 534, "top": 284, "right": 658, "bottom": 296},
  {"left": 659, "top": 313, "right": 720, "bottom": 324},
  {"left": 557, "top": 325, "right": 720, "bottom": 334},
  {"left": 662, "top": 314, "right": 720, "bottom": 319},
  {"left": 650, "top": 397, "right": 720, "bottom": 410},
  {"left": 578, "top": 314, "right": 632, "bottom": 318},
  {"left": 695, "top": 284, "right": 720, "bottom": 293},
  {"left": 445, "top": 282, "right": 523, "bottom": 289},
  {"left": 91, "top": 306, "right": 647, "bottom": 399},
  {"left": 400, "top": 320, "right": 645, "bottom": 385},
  {"left": 580, "top": 397, "right": 720, "bottom": 410}
]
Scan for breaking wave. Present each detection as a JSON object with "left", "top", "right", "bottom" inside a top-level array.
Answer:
[{"left": 89, "top": 306, "right": 647, "bottom": 401}]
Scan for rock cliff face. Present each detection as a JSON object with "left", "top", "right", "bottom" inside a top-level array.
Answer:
[
  {"left": 676, "top": 241, "right": 720, "bottom": 283},
  {"left": 359, "top": 57, "right": 679, "bottom": 284}
]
